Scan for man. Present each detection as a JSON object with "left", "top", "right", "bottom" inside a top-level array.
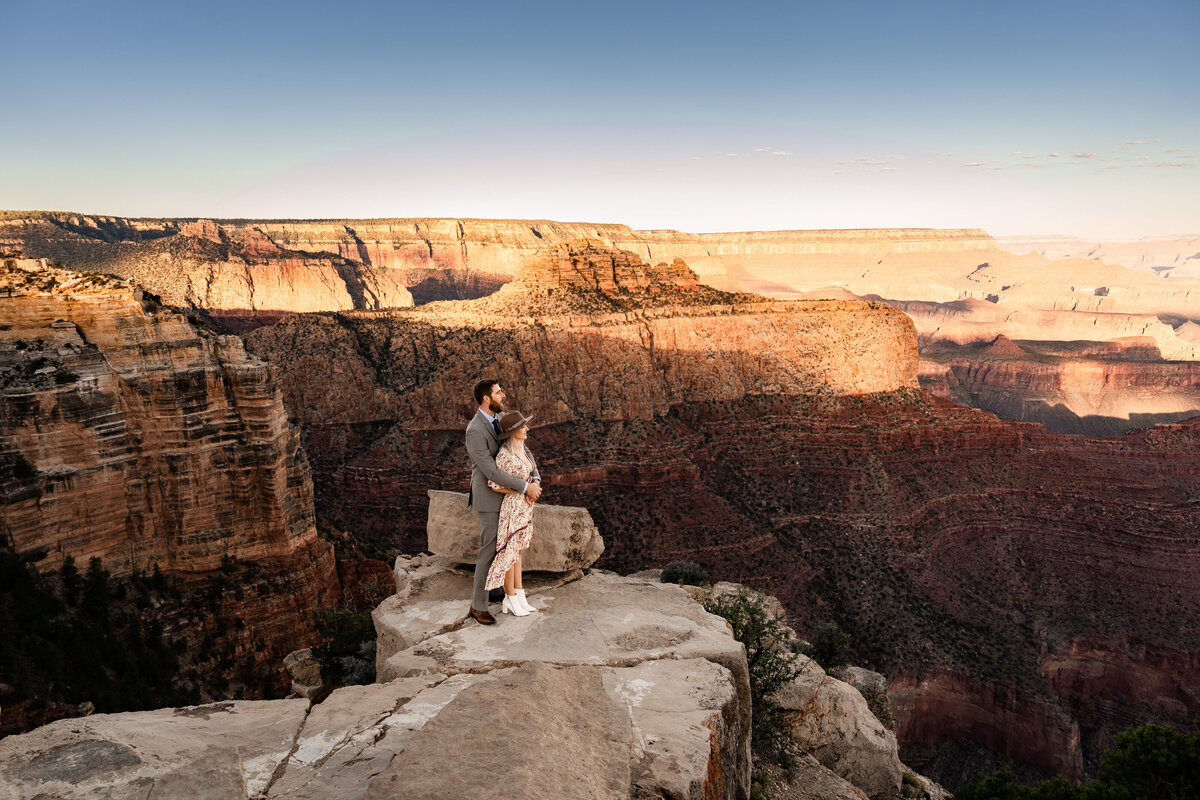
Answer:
[{"left": 465, "top": 379, "right": 541, "bottom": 624}]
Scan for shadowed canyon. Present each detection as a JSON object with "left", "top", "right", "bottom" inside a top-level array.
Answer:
[{"left": 3, "top": 218, "right": 1200, "bottom": 788}]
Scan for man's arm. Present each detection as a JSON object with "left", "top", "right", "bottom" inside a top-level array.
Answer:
[
  {"left": 465, "top": 425, "right": 526, "bottom": 493},
  {"left": 527, "top": 450, "right": 540, "bottom": 483}
]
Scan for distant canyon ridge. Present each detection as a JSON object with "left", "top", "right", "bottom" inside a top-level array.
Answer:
[{"left": 3, "top": 211, "right": 1199, "bottom": 434}]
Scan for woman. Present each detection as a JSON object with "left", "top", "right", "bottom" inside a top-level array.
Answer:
[{"left": 485, "top": 410, "right": 540, "bottom": 616}]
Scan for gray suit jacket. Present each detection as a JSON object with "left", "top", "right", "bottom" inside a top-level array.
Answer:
[{"left": 466, "top": 411, "right": 540, "bottom": 512}]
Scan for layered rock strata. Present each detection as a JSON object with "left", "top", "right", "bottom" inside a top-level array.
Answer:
[
  {"left": 9, "top": 211, "right": 1199, "bottom": 432},
  {"left": 0, "top": 258, "right": 340, "bottom": 703},
  {"left": 245, "top": 243, "right": 917, "bottom": 555},
  {"left": 919, "top": 335, "right": 1200, "bottom": 434},
  {"left": 9, "top": 212, "right": 1198, "bottom": 323},
  {"left": 0, "top": 215, "right": 412, "bottom": 329},
  {"left": 243, "top": 242, "right": 1200, "bottom": 783}
]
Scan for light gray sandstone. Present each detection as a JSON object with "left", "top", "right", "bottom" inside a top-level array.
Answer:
[
  {"left": 0, "top": 698, "right": 310, "bottom": 800},
  {"left": 762, "top": 753, "right": 873, "bottom": 800},
  {"left": 2, "top": 570, "right": 751, "bottom": 800},
  {"left": 425, "top": 489, "right": 604, "bottom": 571},
  {"left": 776, "top": 655, "right": 904, "bottom": 799},
  {"left": 831, "top": 664, "right": 890, "bottom": 699},
  {"left": 375, "top": 553, "right": 583, "bottom": 665},
  {"left": 283, "top": 648, "right": 325, "bottom": 700}
]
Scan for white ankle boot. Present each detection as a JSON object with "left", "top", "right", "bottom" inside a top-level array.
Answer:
[
  {"left": 514, "top": 588, "right": 538, "bottom": 613},
  {"left": 502, "top": 593, "right": 530, "bottom": 616}
]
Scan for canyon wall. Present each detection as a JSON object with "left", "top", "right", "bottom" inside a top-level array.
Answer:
[
  {"left": 997, "top": 234, "right": 1200, "bottom": 278},
  {"left": 0, "top": 258, "right": 341, "bottom": 711},
  {"left": 0, "top": 214, "right": 412, "bottom": 329},
  {"left": 244, "top": 243, "right": 1200, "bottom": 783},
  {"left": 919, "top": 336, "right": 1200, "bottom": 434}
]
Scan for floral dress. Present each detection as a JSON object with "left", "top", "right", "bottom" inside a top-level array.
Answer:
[{"left": 484, "top": 446, "right": 536, "bottom": 590}]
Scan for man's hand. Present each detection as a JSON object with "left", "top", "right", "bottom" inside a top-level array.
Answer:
[{"left": 525, "top": 483, "right": 542, "bottom": 503}]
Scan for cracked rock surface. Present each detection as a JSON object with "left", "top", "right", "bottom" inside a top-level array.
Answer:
[{"left": 0, "top": 569, "right": 751, "bottom": 799}]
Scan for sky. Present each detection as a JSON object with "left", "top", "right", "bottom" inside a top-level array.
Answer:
[{"left": 2, "top": 0, "right": 1197, "bottom": 238}]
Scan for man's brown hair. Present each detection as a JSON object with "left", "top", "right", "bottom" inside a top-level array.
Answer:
[{"left": 474, "top": 379, "right": 498, "bottom": 406}]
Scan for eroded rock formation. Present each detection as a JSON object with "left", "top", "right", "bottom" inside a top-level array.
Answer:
[
  {"left": 242, "top": 242, "right": 1200, "bottom": 783},
  {"left": 0, "top": 214, "right": 412, "bottom": 330},
  {"left": 919, "top": 335, "right": 1200, "bottom": 434},
  {"left": 0, "top": 258, "right": 341, "bottom": 709}
]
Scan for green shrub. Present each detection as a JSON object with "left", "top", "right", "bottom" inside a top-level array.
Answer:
[
  {"left": 901, "top": 771, "right": 926, "bottom": 799},
  {"left": 700, "top": 585, "right": 805, "bottom": 769},
  {"left": 311, "top": 607, "right": 376, "bottom": 687},
  {"left": 862, "top": 685, "right": 896, "bottom": 730},
  {"left": 804, "top": 621, "right": 851, "bottom": 671},
  {"left": 661, "top": 561, "right": 709, "bottom": 586}
]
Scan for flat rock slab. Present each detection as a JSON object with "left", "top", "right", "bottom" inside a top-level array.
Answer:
[
  {"left": 378, "top": 572, "right": 748, "bottom": 689},
  {"left": 426, "top": 489, "right": 604, "bottom": 571},
  {"left": 375, "top": 555, "right": 583, "bottom": 660},
  {"left": 0, "top": 698, "right": 310, "bottom": 800},
  {"left": 365, "top": 659, "right": 742, "bottom": 800}
]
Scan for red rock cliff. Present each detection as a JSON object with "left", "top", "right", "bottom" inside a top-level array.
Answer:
[
  {"left": 244, "top": 243, "right": 1200, "bottom": 783},
  {"left": 0, "top": 258, "right": 341, "bottom": 707}
]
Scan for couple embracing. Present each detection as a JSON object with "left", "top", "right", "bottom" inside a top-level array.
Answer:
[{"left": 465, "top": 379, "right": 542, "bottom": 625}]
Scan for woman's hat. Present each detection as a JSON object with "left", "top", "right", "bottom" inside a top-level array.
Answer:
[{"left": 496, "top": 410, "right": 533, "bottom": 439}]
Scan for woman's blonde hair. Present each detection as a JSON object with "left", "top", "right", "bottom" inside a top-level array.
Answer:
[{"left": 501, "top": 429, "right": 529, "bottom": 459}]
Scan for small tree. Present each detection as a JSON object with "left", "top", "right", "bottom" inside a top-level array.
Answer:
[
  {"left": 311, "top": 607, "right": 376, "bottom": 687},
  {"left": 805, "top": 621, "right": 851, "bottom": 671},
  {"left": 701, "top": 586, "right": 806, "bottom": 768},
  {"left": 59, "top": 556, "right": 81, "bottom": 606},
  {"left": 661, "top": 561, "right": 710, "bottom": 586}
]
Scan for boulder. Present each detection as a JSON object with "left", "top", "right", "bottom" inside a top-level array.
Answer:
[
  {"left": 425, "top": 489, "right": 604, "bottom": 571},
  {"left": 283, "top": 648, "right": 326, "bottom": 700},
  {"left": 776, "top": 656, "right": 904, "bottom": 799},
  {"left": 831, "top": 665, "right": 889, "bottom": 698}
]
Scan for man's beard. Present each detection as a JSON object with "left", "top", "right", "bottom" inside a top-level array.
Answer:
[{"left": 489, "top": 396, "right": 506, "bottom": 413}]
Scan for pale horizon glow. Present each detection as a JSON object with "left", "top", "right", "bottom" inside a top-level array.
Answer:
[{"left": 3, "top": 0, "right": 1197, "bottom": 240}]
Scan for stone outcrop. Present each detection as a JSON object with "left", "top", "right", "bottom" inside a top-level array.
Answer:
[
  {"left": 0, "top": 566, "right": 752, "bottom": 800},
  {"left": 0, "top": 258, "right": 331, "bottom": 576},
  {"left": 919, "top": 335, "right": 1200, "bottom": 434},
  {"left": 425, "top": 489, "right": 604, "bottom": 571},
  {"left": 0, "top": 257, "right": 341, "bottom": 713},
  {"left": 777, "top": 655, "right": 905, "bottom": 798}
]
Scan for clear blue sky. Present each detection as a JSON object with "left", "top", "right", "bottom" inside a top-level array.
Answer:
[{"left": 3, "top": 0, "right": 1197, "bottom": 237}]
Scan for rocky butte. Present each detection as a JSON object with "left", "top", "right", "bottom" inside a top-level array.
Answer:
[
  {"left": 0, "top": 257, "right": 349, "bottom": 720},
  {"left": 245, "top": 241, "right": 1200, "bottom": 785}
]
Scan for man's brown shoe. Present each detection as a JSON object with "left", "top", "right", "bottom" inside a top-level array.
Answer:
[{"left": 468, "top": 606, "right": 496, "bottom": 625}]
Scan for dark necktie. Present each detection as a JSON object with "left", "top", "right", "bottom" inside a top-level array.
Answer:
[{"left": 492, "top": 418, "right": 501, "bottom": 436}]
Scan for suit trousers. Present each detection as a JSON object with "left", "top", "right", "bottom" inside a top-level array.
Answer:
[{"left": 472, "top": 511, "right": 501, "bottom": 610}]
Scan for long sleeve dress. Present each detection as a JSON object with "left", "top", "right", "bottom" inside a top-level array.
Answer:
[{"left": 484, "top": 446, "right": 536, "bottom": 590}]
